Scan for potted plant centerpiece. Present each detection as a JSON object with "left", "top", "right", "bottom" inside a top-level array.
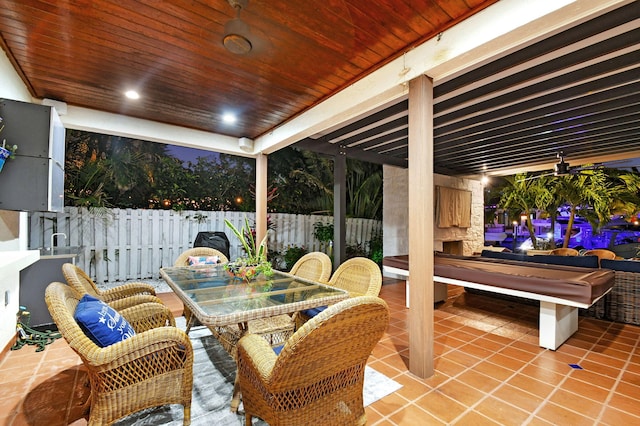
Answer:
[{"left": 224, "top": 217, "right": 273, "bottom": 282}]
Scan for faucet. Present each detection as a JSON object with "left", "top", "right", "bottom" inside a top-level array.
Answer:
[{"left": 51, "top": 232, "right": 67, "bottom": 250}]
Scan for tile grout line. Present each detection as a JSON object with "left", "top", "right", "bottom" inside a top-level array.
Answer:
[
  {"left": 593, "top": 323, "right": 640, "bottom": 424},
  {"left": 378, "top": 312, "right": 542, "bottom": 424},
  {"left": 446, "top": 328, "right": 552, "bottom": 424},
  {"left": 521, "top": 319, "right": 620, "bottom": 425}
]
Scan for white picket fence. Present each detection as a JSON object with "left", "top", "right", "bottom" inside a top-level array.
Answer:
[{"left": 28, "top": 208, "right": 381, "bottom": 284}]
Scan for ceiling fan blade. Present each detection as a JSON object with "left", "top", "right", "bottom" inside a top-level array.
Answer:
[{"left": 516, "top": 171, "right": 555, "bottom": 182}]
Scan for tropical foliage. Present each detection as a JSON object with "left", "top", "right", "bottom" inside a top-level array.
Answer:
[
  {"left": 497, "top": 168, "right": 640, "bottom": 249},
  {"left": 64, "top": 131, "right": 383, "bottom": 220}
]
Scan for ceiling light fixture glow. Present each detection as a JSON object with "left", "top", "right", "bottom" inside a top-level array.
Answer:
[
  {"left": 222, "top": 113, "right": 237, "bottom": 124},
  {"left": 125, "top": 90, "right": 140, "bottom": 100}
]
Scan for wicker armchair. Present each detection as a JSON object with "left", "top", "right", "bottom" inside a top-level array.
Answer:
[
  {"left": 237, "top": 296, "right": 389, "bottom": 426},
  {"left": 45, "top": 282, "right": 193, "bottom": 425},
  {"left": 62, "top": 263, "right": 161, "bottom": 311},
  {"left": 550, "top": 248, "right": 579, "bottom": 256},
  {"left": 174, "top": 247, "right": 229, "bottom": 333},
  {"left": 294, "top": 257, "right": 382, "bottom": 329}
]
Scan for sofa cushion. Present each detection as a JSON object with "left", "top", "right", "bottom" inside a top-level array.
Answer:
[
  {"left": 480, "top": 250, "right": 526, "bottom": 261},
  {"left": 601, "top": 259, "right": 640, "bottom": 273},
  {"left": 74, "top": 294, "right": 136, "bottom": 347},
  {"left": 525, "top": 254, "right": 600, "bottom": 268}
]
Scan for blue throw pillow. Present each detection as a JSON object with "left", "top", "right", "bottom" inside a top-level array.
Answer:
[
  {"left": 74, "top": 294, "right": 136, "bottom": 347},
  {"left": 301, "top": 306, "right": 327, "bottom": 318}
]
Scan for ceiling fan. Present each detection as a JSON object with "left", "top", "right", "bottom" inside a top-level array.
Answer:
[
  {"left": 222, "top": 0, "right": 271, "bottom": 55},
  {"left": 517, "top": 151, "right": 603, "bottom": 182},
  {"left": 222, "top": 0, "right": 252, "bottom": 54}
]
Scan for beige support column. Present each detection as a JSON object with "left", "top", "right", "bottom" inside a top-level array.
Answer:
[
  {"left": 408, "top": 74, "right": 435, "bottom": 378},
  {"left": 255, "top": 153, "right": 268, "bottom": 243}
]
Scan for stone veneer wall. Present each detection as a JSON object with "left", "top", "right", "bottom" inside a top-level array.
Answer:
[{"left": 382, "top": 165, "right": 484, "bottom": 273}]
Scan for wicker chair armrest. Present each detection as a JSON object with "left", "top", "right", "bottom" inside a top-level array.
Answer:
[
  {"left": 86, "top": 326, "right": 192, "bottom": 367},
  {"left": 237, "top": 333, "right": 278, "bottom": 381},
  {"left": 101, "top": 282, "right": 157, "bottom": 301},
  {"left": 107, "top": 294, "right": 163, "bottom": 311},
  {"left": 365, "top": 280, "right": 382, "bottom": 297},
  {"left": 119, "top": 302, "right": 176, "bottom": 332}
]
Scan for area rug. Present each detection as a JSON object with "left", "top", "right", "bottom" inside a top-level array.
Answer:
[{"left": 116, "top": 318, "right": 402, "bottom": 425}]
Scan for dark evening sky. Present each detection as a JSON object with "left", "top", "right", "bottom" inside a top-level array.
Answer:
[{"left": 166, "top": 144, "right": 219, "bottom": 164}]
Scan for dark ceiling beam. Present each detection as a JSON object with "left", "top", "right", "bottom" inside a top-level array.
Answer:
[
  {"left": 338, "top": 116, "right": 408, "bottom": 147},
  {"left": 444, "top": 132, "right": 640, "bottom": 173},
  {"left": 354, "top": 128, "right": 408, "bottom": 151},
  {"left": 294, "top": 137, "right": 341, "bottom": 156},
  {"left": 435, "top": 105, "right": 640, "bottom": 160},
  {"left": 375, "top": 138, "right": 409, "bottom": 155},
  {"left": 435, "top": 82, "right": 640, "bottom": 142},
  {"left": 319, "top": 100, "right": 408, "bottom": 141},
  {"left": 435, "top": 52, "right": 640, "bottom": 128},
  {"left": 295, "top": 137, "right": 408, "bottom": 168}
]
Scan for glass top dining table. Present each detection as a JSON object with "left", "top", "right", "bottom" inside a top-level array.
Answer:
[{"left": 160, "top": 264, "right": 349, "bottom": 328}]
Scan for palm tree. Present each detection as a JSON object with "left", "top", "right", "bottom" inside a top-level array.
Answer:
[
  {"left": 498, "top": 167, "right": 640, "bottom": 250},
  {"left": 346, "top": 158, "right": 382, "bottom": 220},
  {"left": 530, "top": 176, "right": 564, "bottom": 249},
  {"left": 607, "top": 170, "right": 640, "bottom": 219},
  {"left": 498, "top": 174, "right": 549, "bottom": 249},
  {"left": 548, "top": 167, "right": 640, "bottom": 249}
]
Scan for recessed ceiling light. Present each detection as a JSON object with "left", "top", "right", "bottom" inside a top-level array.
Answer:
[
  {"left": 222, "top": 113, "right": 237, "bottom": 124},
  {"left": 125, "top": 90, "right": 140, "bottom": 100}
]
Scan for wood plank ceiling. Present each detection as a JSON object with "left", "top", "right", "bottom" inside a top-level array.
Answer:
[
  {"left": 1, "top": 1, "right": 638, "bottom": 177},
  {"left": 0, "top": 0, "right": 495, "bottom": 139}
]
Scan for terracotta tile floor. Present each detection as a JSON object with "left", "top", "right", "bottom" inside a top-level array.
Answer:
[{"left": 2, "top": 279, "right": 640, "bottom": 425}]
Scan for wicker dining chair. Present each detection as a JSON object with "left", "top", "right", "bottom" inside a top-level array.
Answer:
[
  {"left": 174, "top": 247, "right": 229, "bottom": 333},
  {"left": 550, "top": 247, "right": 580, "bottom": 256},
  {"left": 174, "top": 247, "right": 229, "bottom": 266},
  {"left": 237, "top": 296, "right": 389, "bottom": 426},
  {"left": 294, "top": 257, "right": 382, "bottom": 329},
  {"left": 289, "top": 251, "right": 332, "bottom": 282},
  {"left": 279, "top": 251, "right": 333, "bottom": 308},
  {"left": 45, "top": 282, "right": 193, "bottom": 425},
  {"left": 62, "top": 263, "right": 162, "bottom": 311}
]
